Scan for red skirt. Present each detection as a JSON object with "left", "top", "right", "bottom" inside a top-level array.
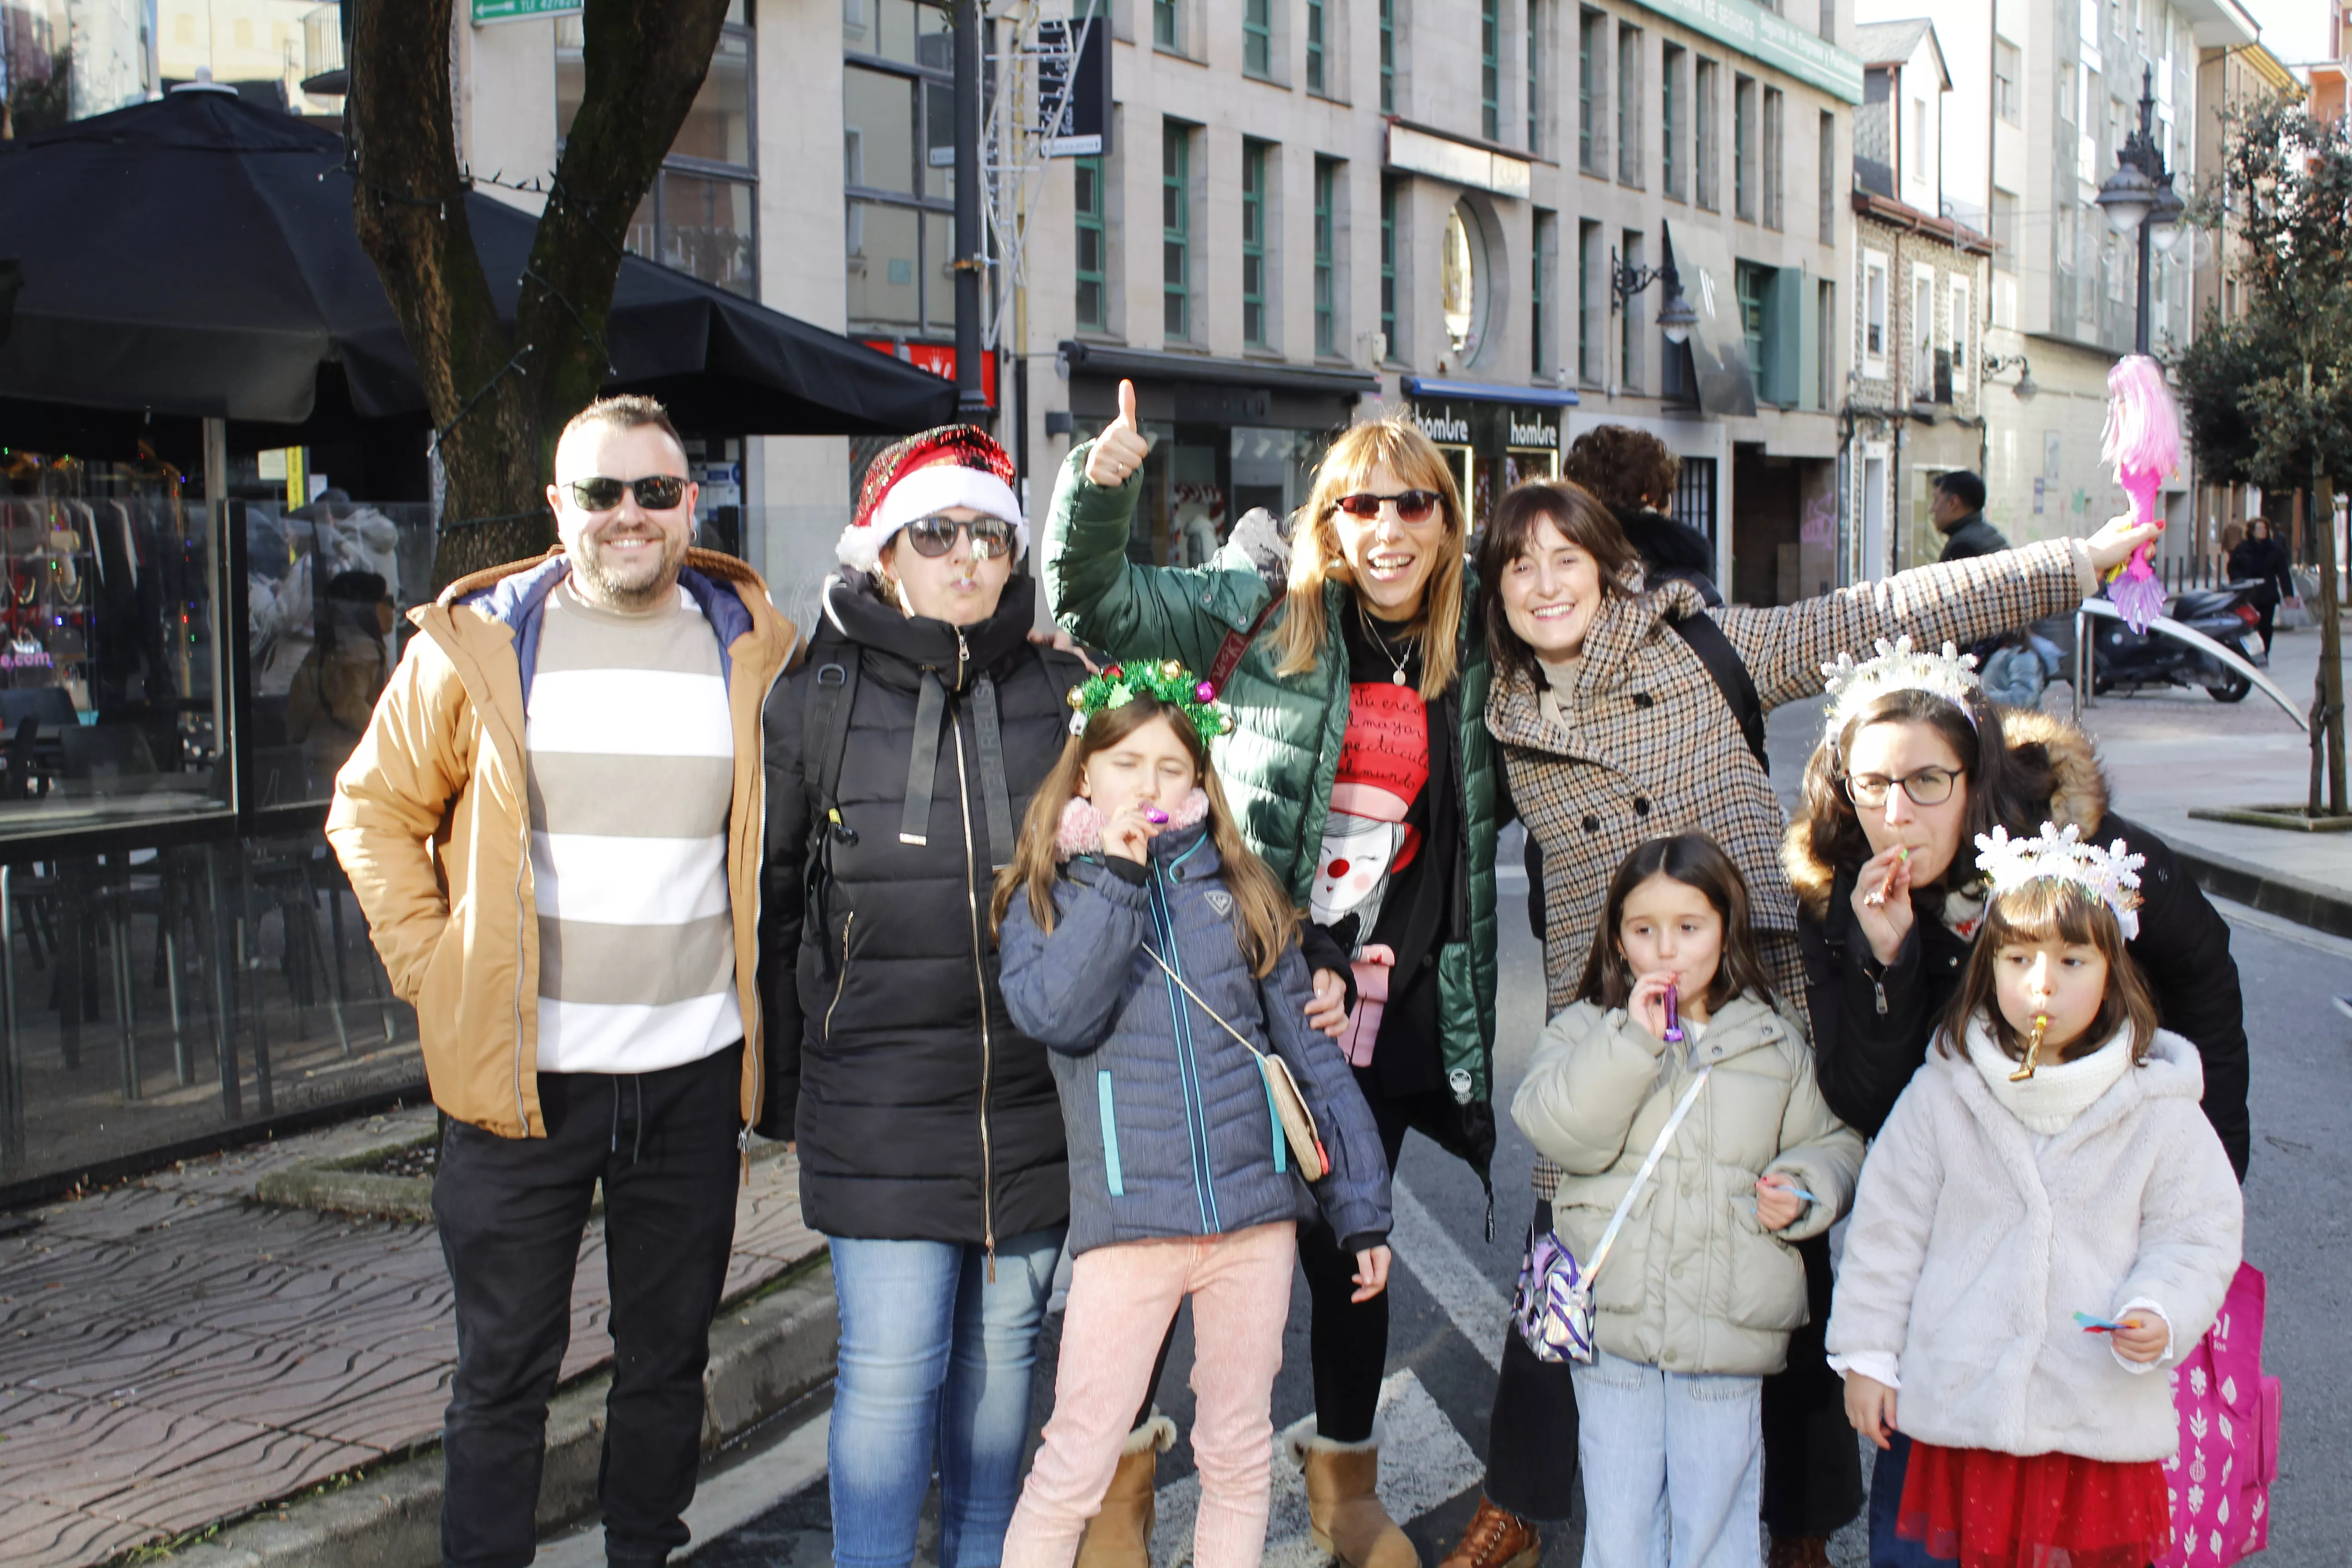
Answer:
[{"left": 1897, "top": 1441, "right": 2173, "bottom": 1568}]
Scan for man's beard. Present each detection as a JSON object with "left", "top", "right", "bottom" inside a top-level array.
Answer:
[{"left": 573, "top": 526, "right": 687, "bottom": 609}]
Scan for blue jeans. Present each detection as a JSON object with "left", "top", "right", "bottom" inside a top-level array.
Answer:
[
  {"left": 1868, "top": 1433, "right": 1956, "bottom": 1567},
  {"left": 827, "top": 1228, "right": 1064, "bottom": 1568},
  {"left": 1569, "top": 1349, "right": 1764, "bottom": 1568}
]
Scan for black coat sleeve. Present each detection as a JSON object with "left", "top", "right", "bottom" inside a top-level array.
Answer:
[
  {"left": 2108, "top": 815, "right": 2252, "bottom": 1179},
  {"left": 756, "top": 667, "right": 813, "bottom": 1141},
  {"left": 1802, "top": 888, "right": 1945, "bottom": 1139}
]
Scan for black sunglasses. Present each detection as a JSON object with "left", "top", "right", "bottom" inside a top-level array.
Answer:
[
  {"left": 564, "top": 475, "right": 689, "bottom": 513},
  {"left": 1333, "top": 490, "right": 1442, "bottom": 524},
  {"left": 902, "top": 514, "right": 1015, "bottom": 559}
]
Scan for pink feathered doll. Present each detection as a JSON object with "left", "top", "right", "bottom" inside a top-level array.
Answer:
[{"left": 2101, "top": 354, "right": 2180, "bottom": 632}]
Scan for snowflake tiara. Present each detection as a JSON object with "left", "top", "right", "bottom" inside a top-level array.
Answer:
[
  {"left": 1974, "top": 822, "right": 2146, "bottom": 940},
  {"left": 1820, "top": 637, "right": 1980, "bottom": 738}
]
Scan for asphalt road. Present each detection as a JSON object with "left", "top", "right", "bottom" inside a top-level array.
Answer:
[{"left": 544, "top": 856, "right": 2352, "bottom": 1567}]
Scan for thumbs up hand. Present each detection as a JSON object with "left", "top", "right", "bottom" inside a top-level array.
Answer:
[{"left": 1084, "top": 378, "right": 1151, "bottom": 489}]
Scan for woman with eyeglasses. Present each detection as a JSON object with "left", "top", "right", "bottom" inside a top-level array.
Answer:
[
  {"left": 1043, "top": 383, "right": 1502, "bottom": 1568},
  {"left": 1781, "top": 675, "right": 2249, "bottom": 1568},
  {"left": 1460, "top": 483, "right": 2164, "bottom": 1568},
  {"left": 757, "top": 426, "right": 1089, "bottom": 1568}
]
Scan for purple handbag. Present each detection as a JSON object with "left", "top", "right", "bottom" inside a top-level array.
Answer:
[{"left": 1510, "top": 1066, "right": 1711, "bottom": 1365}]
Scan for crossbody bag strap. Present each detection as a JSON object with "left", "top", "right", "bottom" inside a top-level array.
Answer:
[
  {"left": 1203, "top": 589, "right": 1286, "bottom": 697},
  {"left": 1583, "top": 1065, "right": 1712, "bottom": 1283}
]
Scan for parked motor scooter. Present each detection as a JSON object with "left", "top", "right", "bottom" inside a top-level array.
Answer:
[{"left": 2089, "top": 580, "right": 2265, "bottom": 702}]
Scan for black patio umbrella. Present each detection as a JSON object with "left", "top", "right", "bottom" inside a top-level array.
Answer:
[
  {"left": 0, "top": 259, "right": 20, "bottom": 348},
  {"left": 0, "top": 86, "right": 956, "bottom": 459}
]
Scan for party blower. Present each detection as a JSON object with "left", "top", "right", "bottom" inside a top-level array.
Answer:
[{"left": 2099, "top": 355, "right": 2180, "bottom": 635}]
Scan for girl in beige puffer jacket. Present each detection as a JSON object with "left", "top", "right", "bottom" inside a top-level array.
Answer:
[{"left": 1512, "top": 833, "right": 1863, "bottom": 1568}]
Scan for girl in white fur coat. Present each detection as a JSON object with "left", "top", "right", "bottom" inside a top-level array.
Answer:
[{"left": 1827, "top": 826, "right": 2242, "bottom": 1568}]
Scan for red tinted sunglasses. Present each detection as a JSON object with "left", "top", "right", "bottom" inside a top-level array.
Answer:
[{"left": 1332, "top": 490, "right": 1442, "bottom": 524}]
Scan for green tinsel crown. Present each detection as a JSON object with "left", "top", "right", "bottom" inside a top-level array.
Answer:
[{"left": 1064, "top": 659, "right": 1235, "bottom": 743}]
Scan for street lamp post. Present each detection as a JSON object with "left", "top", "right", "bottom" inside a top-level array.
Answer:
[{"left": 2094, "top": 66, "right": 2186, "bottom": 357}]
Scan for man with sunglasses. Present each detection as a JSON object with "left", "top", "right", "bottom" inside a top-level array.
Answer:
[{"left": 328, "top": 394, "right": 798, "bottom": 1568}]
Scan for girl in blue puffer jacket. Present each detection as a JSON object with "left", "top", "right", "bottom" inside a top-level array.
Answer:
[{"left": 990, "top": 666, "right": 1392, "bottom": 1568}]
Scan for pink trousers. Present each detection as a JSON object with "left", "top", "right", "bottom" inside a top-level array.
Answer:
[{"left": 1001, "top": 1221, "right": 1298, "bottom": 1568}]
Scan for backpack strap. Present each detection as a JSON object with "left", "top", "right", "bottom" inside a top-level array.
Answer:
[
  {"left": 805, "top": 649, "right": 862, "bottom": 842},
  {"left": 1668, "top": 611, "right": 1767, "bottom": 773}
]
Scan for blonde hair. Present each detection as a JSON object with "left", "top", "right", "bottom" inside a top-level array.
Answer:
[
  {"left": 990, "top": 696, "right": 1301, "bottom": 976},
  {"left": 1270, "top": 418, "right": 1468, "bottom": 700}
]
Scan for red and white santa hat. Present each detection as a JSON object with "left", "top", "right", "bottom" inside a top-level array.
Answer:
[{"left": 838, "top": 425, "right": 1027, "bottom": 573}]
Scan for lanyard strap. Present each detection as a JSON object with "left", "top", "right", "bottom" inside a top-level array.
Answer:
[{"left": 1585, "top": 1066, "right": 1711, "bottom": 1283}]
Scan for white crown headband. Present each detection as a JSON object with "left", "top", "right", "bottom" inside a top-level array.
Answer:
[
  {"left": 1974, "top": 822, "right": 2146, "bottom": 940},
  {"left": 1820, "top": 637, "right": 1980, "bottom": 740}
]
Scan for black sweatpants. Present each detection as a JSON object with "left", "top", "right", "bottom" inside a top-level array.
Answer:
[{"left": 432, "top": 1043, "right": 744, "bottom": 1568}]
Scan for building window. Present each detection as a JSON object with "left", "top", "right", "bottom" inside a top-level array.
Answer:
[
  {"left": 1862, "top": 248, "right": 1889, "bottom": 376},
  {"left": 1992, "top": 187, "right": 2019, "bottom": 273},
  {"left": 1819, "top": 0, "right": 1834, "bottom": 37},
  {"left": 1075, "top": 155, "right": 1107, "bottom": 331},
  {"left": 1243, "top": 139, "right": 1270, "bottom": 345},
  {"left": 1163, "top": 121, "right": 1191, "bottom": 340},
  {"left": 1734, "top": 73, "right": 1756, "bottom": 221},
  {"left": 1482, "top": 0, "right": 1501, "bottom": 142},
  {"left": 1380, "top": 0, "right": 1395, "bottom": 111},
  {"left": 1579, "top": 10, "right": 1605, "bottom": 173},
  {"left": 1912, "top": 267, "right": 1935, "bottom": 392},
  {"left": 1381, "top": 176, "right": 1398, "bottom": 354},
  {"left": 1737, "top": 260, "right": 1769, "bottom": 402},
  {"left": 1308, "top": 0, "right": 1326, "bottom": 92},
  {"left": 1156, "top": 0, "right": 1179, "bottom": 49},
  {"left": 1578, "top": 218, "right": 1601, "bottom": 381},
  {"left": 1662, "top": 45, "right": 1685, "bottom": 199},
  {"left": 1994, "top": 39, "right": 2020, "bottom": 125},
  {"left": 1621, "top": 227, "right": 1645, "bottom": 390},
  {"left": 1817, "top": 278, "right": 1835, "bottom": 407},
  {"left": 1818, "top": 109, "right": 1834, "bottom": 243},
  {"left": 1315, "top": 158, "right": 1339, "bottom": 355},
  {"left": 1245, "top": 0, "right": 1273, "bottom": 77},
  {"left": 1528, "top": 0, "right": 1542, "bottom": 151},
  {"left": 575, "top": 10, "right": 756, "bottom": 299},
  {"left": 1695, "top": 56, "right": 1719, "bottom": 209},
  {"left": 1762, "top": 85, "right": 1784, "bottom": 229},
  {"left": 1911, "top": 96, "right": 1927, "bottom": 180},
  {"left": 1949, "top": 274, "right": 1972, "bottom": 373},
  {"left": 1532, "top": 210, "right": 1553, "bottom": 376},
  {"left": 1617, "top": 24, "right": 1642, "bottom": 185}
]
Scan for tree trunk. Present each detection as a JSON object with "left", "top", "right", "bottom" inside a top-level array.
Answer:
[{"left": 348, "top": 0, "right": 732, "bottom": 589}]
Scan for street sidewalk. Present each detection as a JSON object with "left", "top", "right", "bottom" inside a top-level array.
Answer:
[
  {"left": 1764, "top": 620, "right": 2352, "bottom": 936},
  {"left": 0, "top": 1107, "right": 826, "bottom": 1568}
]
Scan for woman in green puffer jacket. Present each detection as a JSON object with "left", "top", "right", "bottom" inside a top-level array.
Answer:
[{"left": 1043, "top": 382, "right": 1499, "bottom": 1568}]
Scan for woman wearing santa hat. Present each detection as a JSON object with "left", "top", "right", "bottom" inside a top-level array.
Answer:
[{"left": 759, "top": 426, "right": 1088, "bottom": 1568}]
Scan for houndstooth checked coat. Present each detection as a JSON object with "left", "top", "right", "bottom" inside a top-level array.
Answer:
[{"left": 1493, "top": 537, "right": 2098, "bottom": 1028}]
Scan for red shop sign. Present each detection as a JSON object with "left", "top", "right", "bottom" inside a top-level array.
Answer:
[{"left": 861, "top": 339, "right": 998, "bottom": 408}]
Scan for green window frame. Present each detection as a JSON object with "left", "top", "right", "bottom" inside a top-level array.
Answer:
[
  {"left": 1308, "top": 0, "right": 1326, "bottom": 93},
  {"left": 1380, "top": 176, "right": 1397, "bottom": 352},
  {"left": 1315, "top": 158, "right": 1337, "bottom": 356},
  {"left": 1578, "top": 10, "right": 1597, "bottom": 172},
  {"left": 1163, "top": 122, "right": 1190, "bottom": 339},
  {"left": 1662, "top": 45, "right": 1681, "bottom": 198},
  {"left": 1155, "top": 0, "right": 1178, "bottom": 49},
  {"left": 1243, "top": 139, "right": 1269, "bottom": 345},
  {"left": 1527, "top": 0, "right": 1540, "bottom": 151},
  {"left": 1738, "top": 260, "right": 1769, "bottom": 401},
  {"left": 1530, "top": 213, "right": 1548, "bottom": 377},
  {"left": 1075, "top": 154, "right": 1106, "bottom": 331},
  {"left": 1380, "top": 0, "right": 1394, "bottom": 112},
  {"left": 1245, "top": 0, "right": 1272, "bottom": 77},
  {"left": 1481, "top": 0, "right": 1500, "bottom": 141},
  {"left": 1578, "top": 219, "right": 1598, "bottom": 381}
]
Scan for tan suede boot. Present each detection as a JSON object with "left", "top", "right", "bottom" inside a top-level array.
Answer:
[
  {"left": 1293, "top": 1429, "right": 1421, "bottom": 1568},
  {"left": 1075, "top": 1413, "right": 1175, "bottom": 1568}
]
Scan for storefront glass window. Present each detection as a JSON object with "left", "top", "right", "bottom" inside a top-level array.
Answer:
[{"left": 1442, "top": 203, "right": 1481, "bottom": 356}]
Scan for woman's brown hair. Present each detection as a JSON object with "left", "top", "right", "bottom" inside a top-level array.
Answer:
[
  {"left": 1563, "top": 425, "right": 1681, "bottom": 513},
  {"left": 1788, "top": 686, "right": 2038, "bottom": 895},
  {"left": 1472, "top": 480, "right": 1643, "bottom": 687},
  {"left": 1272, "top": 417, "right": 1467, "bottom": 700},
  {"left": 1939, "top": 879, "right": 2159, "bottom": 1064},
  {"left": 989, "top": 696, "right": 1300, "bottom": 975},
  {"left": 1575, "top": 833, "right": 1778, "bottom": 1014}
]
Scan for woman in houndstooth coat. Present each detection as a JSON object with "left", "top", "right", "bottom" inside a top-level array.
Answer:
[{"left": 1435, "top": 477, "right": 2160, "bottom": 1568}]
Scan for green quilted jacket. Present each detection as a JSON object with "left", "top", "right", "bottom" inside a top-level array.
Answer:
[{"left": 1043, "top": 441, "right": 1504, "bottom": 1152}]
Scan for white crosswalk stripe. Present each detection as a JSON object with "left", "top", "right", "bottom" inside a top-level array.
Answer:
[
  {"left": 1147, "top": 1369, "right": 1484, "bottom": 1567},
  {"left": 1389, "top": 1178, "right": 1513, "bottom": 1373}
]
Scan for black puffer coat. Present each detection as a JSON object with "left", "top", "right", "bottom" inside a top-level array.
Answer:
[
  {"left": 759, "top": 572, "right": 1086, "bottom": 1244},
  {"left": 1788, "top": 710, "right": 2252, "bottom": 1177}
]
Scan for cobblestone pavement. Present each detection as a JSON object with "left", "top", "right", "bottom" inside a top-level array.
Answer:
[{"left": 0, "top": 1107, "right": 820, "bottom": 1568}]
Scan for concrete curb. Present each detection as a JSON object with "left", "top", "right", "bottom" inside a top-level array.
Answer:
[
  {"left": 156, "top": 1260, "right": 837, "bottom": 1568},
  {"left": 2171, "top": 840, "right": 2352, "bottom": 943}
]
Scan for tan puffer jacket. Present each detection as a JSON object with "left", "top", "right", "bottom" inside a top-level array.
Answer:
[{"left": 1513, "top": 993, "right": 1864, "bottom": 1376}]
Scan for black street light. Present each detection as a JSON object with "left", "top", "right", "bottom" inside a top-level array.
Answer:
[
  {"left": 1609, "top": 250, "right": 1698, "bottom": 345},
  {"left": 951, "top": 0, "right": 990, "bottom": 424},
  {"left": 1982, "top": 350, "right": 2038, "bottom": 401},
  {"left": 2094, "top": 65, "right": 2186, "bottom": 357}
]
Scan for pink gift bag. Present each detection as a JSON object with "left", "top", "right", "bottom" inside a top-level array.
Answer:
[{"left": 2157, "top": 1263, "right": 2281, "bottom": 1568}]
